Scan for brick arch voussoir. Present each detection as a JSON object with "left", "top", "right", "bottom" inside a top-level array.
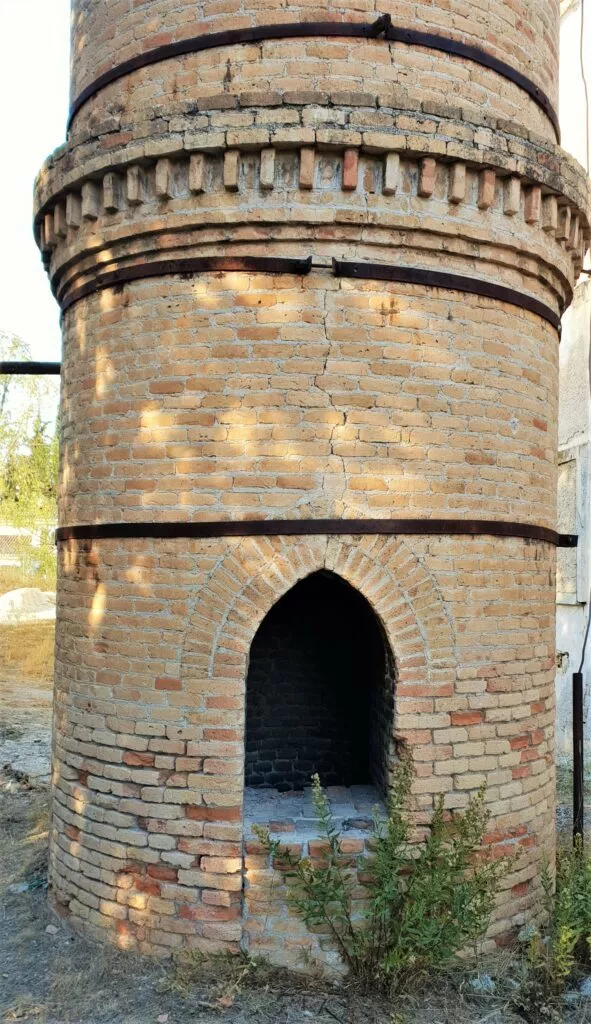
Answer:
[
  {"left": 208, "top": 535, "right": 329, "bottom": 679},
  {"left": 204, "top": 535, "right": 453, "bottom": 693}
]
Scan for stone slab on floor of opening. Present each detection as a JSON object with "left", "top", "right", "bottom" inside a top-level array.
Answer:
[{"left": 243, "top": 784, "right": 385, "bottom": 842}]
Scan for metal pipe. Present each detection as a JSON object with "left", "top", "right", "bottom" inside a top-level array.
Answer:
[
  {"left": 574, "top": 671, "right": 585, "bottom": 841},
  {"left": 0, "top": 361, "right": 61, "bottom": 375}
]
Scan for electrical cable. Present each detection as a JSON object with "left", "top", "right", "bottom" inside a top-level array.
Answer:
[{"left": 580, "top": 602, "right": 591, "bottom": 673}]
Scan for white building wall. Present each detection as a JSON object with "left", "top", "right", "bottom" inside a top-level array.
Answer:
[{"left": 556, "top": 0, "right": 591, "bottom": 756}]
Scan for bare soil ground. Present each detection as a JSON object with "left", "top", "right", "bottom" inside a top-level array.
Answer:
[{"left": 0, "top": 619, "right": 590, "bottom": 1024}]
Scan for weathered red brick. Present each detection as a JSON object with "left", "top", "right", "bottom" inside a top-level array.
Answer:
[
  {"left": 185, "top": 805, "right": 241, "bottom": 822},
  {"left": 450, "top": 711, "right": 484, "bottom": 727},
  {"left": 147, "top": 864, "right": 178, "bottom": 882},
  {"left": 155, "top": 676, "right": 182, "bottom": 691},
  {"left": 123, "top": 751, "right": 155, "bottom": 766}
]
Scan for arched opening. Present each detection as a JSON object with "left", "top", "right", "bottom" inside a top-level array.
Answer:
[{"left": 245, "top": 570, "right": 395, "bottom": 796}]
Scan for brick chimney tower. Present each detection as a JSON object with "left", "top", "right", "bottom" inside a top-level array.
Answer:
[{"left": 35, "top": 0, "right": 590, "bottom": 964}]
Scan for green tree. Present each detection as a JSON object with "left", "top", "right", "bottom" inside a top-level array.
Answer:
[
  {"left": 0, "top": 332, "right": 59, "bottom": 581},
  {"left": 1, "top": 412, "right": 59, "bottom": 523},
  {"left": 0, "top": 332, "right": 59, "bottom": 508}
]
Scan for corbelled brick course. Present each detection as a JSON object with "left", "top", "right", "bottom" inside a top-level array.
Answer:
[{"left": 36, "top": 0, "right": 590, "bottom": 968}]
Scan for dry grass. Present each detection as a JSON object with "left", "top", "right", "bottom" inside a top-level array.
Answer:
[
  {"left": 0, "top": 567, "right": 56, "bottom": 684},
  {"left": 0, "top": 568, "right": 55, "bottom": 596},
  {"left": 0, "top": 785, "right": 50, "bottom": 892},
  {"left": 0, "top": 622, "right": 54, "bottom": 683},
  {"left": 2, "top": 997, "right": 46, "bottom": 1021},
  {"left": 160, "top": 949, "right": 323, "bottom": 1007},
  {"left": 0, "top": 568, "right": 33, "bottom": 595}
]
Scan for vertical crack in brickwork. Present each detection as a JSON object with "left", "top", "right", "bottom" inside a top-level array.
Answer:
[{"left": 315, "top": 286, "right": 347, "bottom": 513}]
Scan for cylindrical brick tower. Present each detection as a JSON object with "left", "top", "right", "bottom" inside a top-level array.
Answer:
[{"left": 35, "top": 0, "right": 591, "bottom": 964}]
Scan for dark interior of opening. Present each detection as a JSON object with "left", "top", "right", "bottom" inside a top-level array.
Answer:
[{"left": 245, "top": 570, "right": 395, "bottom": 794}]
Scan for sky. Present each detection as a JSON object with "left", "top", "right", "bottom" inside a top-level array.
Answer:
[
  {"left": 0, "top": 1, "right": 70, "bottom": 362},
  {"left": 560, "top": 0, "right": 591, "bottom": 173}
]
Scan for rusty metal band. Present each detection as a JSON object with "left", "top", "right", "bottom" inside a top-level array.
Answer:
[
  {"left": 332, "top": 260, "right": 562, "bottom": 330},
  {"left": 0, "top": 361, "right": 61, "bottom": 375},
  {"left": 59, "top": 254, "right": 561, "bottom": 330},
  {"left": 55, "top": 520, "right": 577, "bottom": 547},
  {"left": 67, "top": 15, "right": 560, "bottom": 142},
  {"left": 59, "top": 256, "right": 314, "bottom": 312}
]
